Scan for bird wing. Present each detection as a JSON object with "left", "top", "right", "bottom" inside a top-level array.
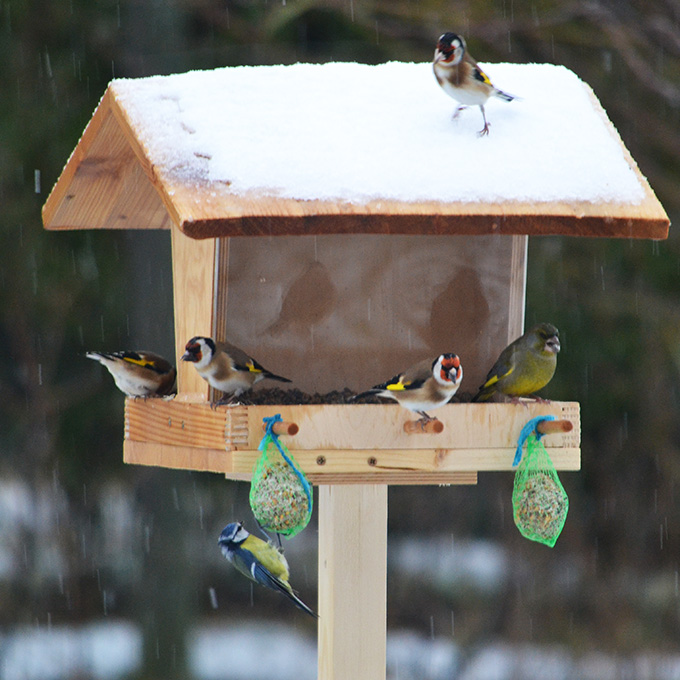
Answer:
[
  {"left": 120, "top": 351, "right": 174, "bottom": 374},
  {"left": 89, "top": 351, "right": 172, "bottom": 375},
  {"left": 232, "top": 546, "right": 317, "bottom": 617},
  {"left": 472, "top": 345, "right": 517, "bottom": 401},
  {"left": 218, "top": 341, "right": 261, "bottom": 373},
  {"left": 471, "top": 62, "right": 493, "bottom": 87},
  {"left": 481, "top": 353, "right": 515, "bottom": 388},
  {"left": 373, "top": 357, "right": 433, "bottom": 393},
  {"left": 218, "top": 341, "right": 290, "bottom": 381}
]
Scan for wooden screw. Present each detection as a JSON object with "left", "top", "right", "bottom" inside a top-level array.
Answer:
[
  {"left": 403, "top": 418, "right": 444, "bottom": 434},
  {"left": 367, "top": 457, "right": 377, "bottom": 467},
  {"left": 316, "top": 456, "right": 326, "bottom": 466},
  {"left": 261, "top": 421, "right": 299, "bottom": 436},
  {"left": 536, "top": 419, "right": 573, "bottom": 435}
]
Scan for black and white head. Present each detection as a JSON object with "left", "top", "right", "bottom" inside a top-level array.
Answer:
[
  {"left": 218, "top": 522, "right": 250, "bottom": 552},
  {"left": 433, "top": 353, "right": 463, "bottom": 387},
  {"left": 182, "top": 336, "right": 216, "bottom": 369},
  {"left": 434, "top": 32, "right": 466, "bottom": 66}
]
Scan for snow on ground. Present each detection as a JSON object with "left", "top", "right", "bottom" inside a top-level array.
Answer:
[
  {"left": 5, "top": 622, "right": 680, "bottom": 680},
  {"left": 112, "top": 61, "right": 645, "bottom": 205}
]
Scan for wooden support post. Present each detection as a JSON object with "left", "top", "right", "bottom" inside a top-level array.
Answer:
[
  {"left": 171, "top": 227, "right": 230, "bottom": 401},
  {"left": 318, "top": 485, "right": 388, "bottom": 680}
]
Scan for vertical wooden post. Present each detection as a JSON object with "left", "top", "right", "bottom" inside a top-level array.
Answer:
[
  {"left": 318, "top": 485, "right": 388, "bottom": 680},
  {"left": 170, "top": 225, "right": 221, "bottom": 400},
  {"left": 508, "top": 235, "right": 528, "bottom": 340}
]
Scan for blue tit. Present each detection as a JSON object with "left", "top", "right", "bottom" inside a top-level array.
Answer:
[
  {"left": 85, "top": 350, "right": 177, "bottom": 397},
  {"left": 218, "top": 522, "right": 317, "bottom": 618}
]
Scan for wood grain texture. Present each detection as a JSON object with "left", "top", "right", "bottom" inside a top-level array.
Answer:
[
  {"left": 242, "top": 403, "right": 581, "bottom": 453},
  {"left": 230, "top": 447, "right": 580, "bottom": 475},
  {"left": 171, "top": 224, "right": 217, "bottom": 398},
  {"left": 124, "top": 439, "right": 231, "bottom": 474},
  {"left": 318, "top": 485, "right": 387, "bottom": 680},
  {"left": 43, "top": 81, "right": 669, "bottom": 240},
  {"left": 42, "top": 90, "right": 172, "bottom": 232},
  {"left": 164, "top": 190, "right": 671, "bottom": 240},
  {"left": 125, "top": 400, "right": 581, "bottom": 452},
  {"left": 123, "top": 400, "right": 580, "bottom": 483},
  {"left": 508, "top": 235, "right": 528, "bottom": 339}
]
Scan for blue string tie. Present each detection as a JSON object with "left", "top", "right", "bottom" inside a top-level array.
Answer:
[
  {"left": 259, "top": 414, "right": 312, "bottom": 518},
  {"left": 513, "top": 415, "right": 556, "bottom": 467}
]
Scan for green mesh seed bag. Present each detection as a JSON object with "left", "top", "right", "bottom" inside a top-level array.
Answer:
[
  {"left": 512, "top": 432, "right": 568, "bottom": 547},
  {"left": 250, "top": 416, "right": 312, "bottom": 538}
]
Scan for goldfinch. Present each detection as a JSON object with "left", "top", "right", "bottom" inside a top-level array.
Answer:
[
  {"left": 218, "top": 522, "right": 317, "bottom": 618},
  {"left": 472, "top": 323, "right": 560, "bottom": 402},
  {"left": 352, "top": 353, "right": 463, "bottom": 421},
  {"left": 181, "top": 336, "right": 291, "bottom": 402},
  {"left": 85, "top": 350, "right": 177, "bottom": 398},
  {"left": 433, "top": 32, "right": 514, "bottom": 136}
]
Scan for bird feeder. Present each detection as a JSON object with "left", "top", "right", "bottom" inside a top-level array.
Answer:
[{"left": 43, "top": 60, "right": 668, "bottom": 679}]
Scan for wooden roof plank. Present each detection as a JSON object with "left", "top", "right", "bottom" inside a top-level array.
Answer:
[
  {"left": 43, "top": 89, "right": 173, "bottom": 232},
  {"left": 43, "top": 69, "right": 669, "bottom": 240}
]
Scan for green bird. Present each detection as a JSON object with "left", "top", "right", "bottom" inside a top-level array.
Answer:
[{"left": 472, "top": 323, "right": 560, "bottom": 402}]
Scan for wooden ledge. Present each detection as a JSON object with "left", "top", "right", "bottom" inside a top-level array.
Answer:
[{"left": 123, "top": 400, "right": 580, "bottom": 486}]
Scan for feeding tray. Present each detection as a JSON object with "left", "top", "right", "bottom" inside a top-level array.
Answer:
[{"left": 124, "top": 400, "right": 581, "bottom": 485}]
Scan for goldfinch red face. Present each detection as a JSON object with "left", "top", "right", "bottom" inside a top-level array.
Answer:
[
  {"left": 182, "top": 336, "right": 215, "bottom": 369},
  {"left": 435, "top": 32, "right": 465, "bottom": 66},
  {"left": 435, "top": 353, "right": 463, "bottom": 386}
]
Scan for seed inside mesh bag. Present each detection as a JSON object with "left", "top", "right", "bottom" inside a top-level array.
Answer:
[
  {"left": 514, "top": 472, "right": 568, "bottom": 542},
  {"left": 252, "top": 460, "right": 309, "bottom": 534}
]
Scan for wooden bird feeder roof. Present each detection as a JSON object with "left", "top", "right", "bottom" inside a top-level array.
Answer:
[{"left": 42, "top": 62, "right": 669, "bottom": 240}]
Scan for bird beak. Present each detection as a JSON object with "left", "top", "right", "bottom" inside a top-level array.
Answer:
[
  {"left": 181, "top": 351, "right": 196, "bottom": 362},
  {"left": 547, "top": 337, "right": 561, "bottom": 354}
]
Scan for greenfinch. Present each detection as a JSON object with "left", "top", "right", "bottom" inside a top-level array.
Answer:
[{"left": 472, "top": 323, "right": 560, "bottom": 402}]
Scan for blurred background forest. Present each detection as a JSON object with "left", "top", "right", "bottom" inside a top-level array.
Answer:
[{"left": 2, "top": 0, "right": 680, "bottom": 678}]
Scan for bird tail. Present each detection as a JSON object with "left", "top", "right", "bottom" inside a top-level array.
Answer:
[
  {"left": 471, "top": 388, "right": 492, "bottom": 403},
  {"left": 85, "top": 351, "right": 112, "bottom": 363},
  {"left": 494, "top": 88, "right": 515, "bottom": 102},
  {"left": 287, "top": 591, "right": 318, "bottom": 618},
  {"left": 350, "top": 389, "right": 380, "bottom": 402},
  {"left": 265, "top": 372, "right": 292, "bottom": 383}
]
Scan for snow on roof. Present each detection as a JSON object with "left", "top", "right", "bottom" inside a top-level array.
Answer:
[{"left": 111, "top": 61, "right": 646, "bottom": 206}]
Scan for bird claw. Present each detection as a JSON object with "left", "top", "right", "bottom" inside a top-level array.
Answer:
[
  {"left": 416, "top": 413, "right": 435, "bottom": 430},
  {"left": 477, "top": 123, "right": 490, "bottom": 137}
]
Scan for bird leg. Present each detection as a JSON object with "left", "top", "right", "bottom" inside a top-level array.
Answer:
[
  {"left": 452, "top": 105, "right": 467, "bottom": 121},
  {"left": 212, "top": 393, "right": 253, "bottom": 408},
  {"left": 477, "top": 105, "right": 490, "bottom": 136},
  {"left": 415, "top": 411, "right": 437, "bottom": 430}
]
